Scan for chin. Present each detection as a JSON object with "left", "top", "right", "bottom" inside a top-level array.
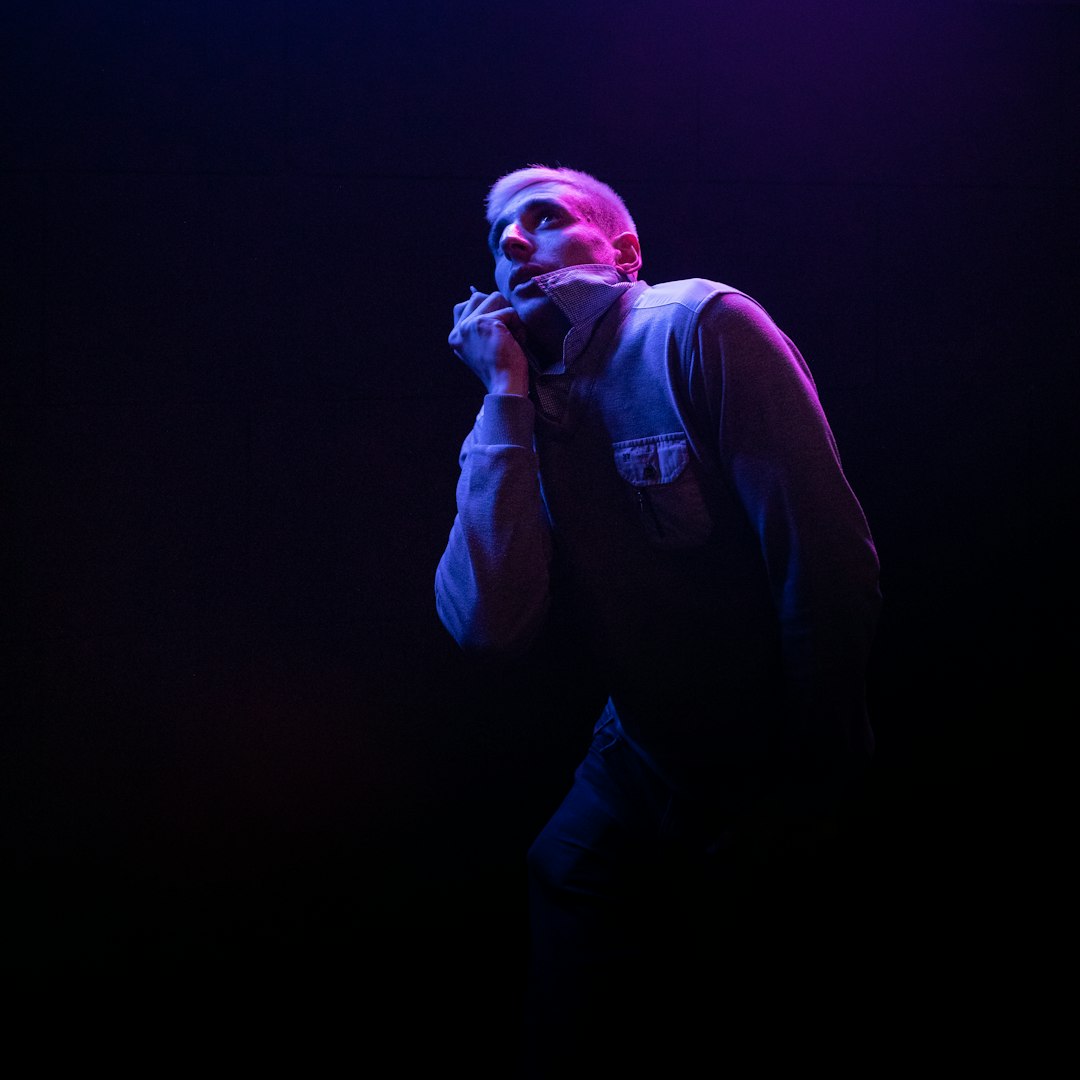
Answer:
[{"left": 509, "top": 291, "right": 544, "bottom": 317}]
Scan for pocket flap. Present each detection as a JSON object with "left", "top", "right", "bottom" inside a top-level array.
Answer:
[{"left": 612, "top": 433, "right": 689, "bottom": 486}]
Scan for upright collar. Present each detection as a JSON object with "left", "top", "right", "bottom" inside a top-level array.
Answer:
[{"left": 530, "top": 263, "right": 634, "bottom": 374}]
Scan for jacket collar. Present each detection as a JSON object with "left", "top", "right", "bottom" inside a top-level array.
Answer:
[{"left": 530, "top": 263, "right": 634, "bottom": 373}]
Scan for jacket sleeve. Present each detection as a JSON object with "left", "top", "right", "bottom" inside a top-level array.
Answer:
[
  {"left": 434, "top": 392, "right": 554, "bottom": 656},
  {"left": 693, "top": 293, "right": 882, "bottom": 787}
]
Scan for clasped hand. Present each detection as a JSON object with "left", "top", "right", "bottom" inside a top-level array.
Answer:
[{"left": 448, "top": 289, "right": 529, "bottom": 396}]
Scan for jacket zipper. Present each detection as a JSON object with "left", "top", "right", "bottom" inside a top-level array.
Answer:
[{"left": 637, "top": 488, "right": 664, "bottom": 537}]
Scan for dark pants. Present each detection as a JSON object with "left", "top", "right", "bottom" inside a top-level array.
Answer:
[{"left": 521, "top": 704, "right": 871, "bottom": 1078}]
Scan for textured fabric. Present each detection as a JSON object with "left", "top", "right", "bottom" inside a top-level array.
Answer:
[
  {"left": 530, "top": 372, "right": 573, "bottom": 426},
  {"left": 529, "top": 263, "right": 630, "bottom": 422},
  {"left": 531, "top": 262, "right": 633, "bottom": 373}
]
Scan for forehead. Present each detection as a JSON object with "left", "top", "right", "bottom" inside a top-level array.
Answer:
[{"left": 490, "top": 180, "right": 584, "bottom": 222}]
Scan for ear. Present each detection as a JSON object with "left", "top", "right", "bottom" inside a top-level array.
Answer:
[{"left": 612, "top": 231, "right": 642, "bottom": 279}]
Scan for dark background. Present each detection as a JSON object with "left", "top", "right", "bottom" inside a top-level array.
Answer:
[{"left": 4, "top": 0, "right": 1075, "bottom": 1065}]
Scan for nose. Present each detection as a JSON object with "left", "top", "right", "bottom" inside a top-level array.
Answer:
[{"left": 499, "top": 221, "right": 534, "bottom": 260}]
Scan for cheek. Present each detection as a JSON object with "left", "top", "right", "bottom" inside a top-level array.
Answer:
[{"left": 567, "top": 235, "right": 607, "bottom": 263}]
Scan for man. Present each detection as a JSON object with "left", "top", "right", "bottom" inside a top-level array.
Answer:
[{"left": 435, "top": 165, "right": 881, "bottom": 1074}]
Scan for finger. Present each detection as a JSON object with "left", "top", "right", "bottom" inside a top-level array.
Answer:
[
  {"left": 478, "top": 302, "right": 520, "bottom": 329},
  {"left": 452, "top": 300, "right": 473, "bottom": 326},
  {"left": 451, "top": 310, "right": 515, "bottom": 342},
  {"left": 473, "top": 290, "right": 512, "bottom": 315},
  {"left": 452, "top": 287, "right": 490, "bottom": 328},
  {"left": 448, "top": 302, "right": 520, "bottom": 351}
]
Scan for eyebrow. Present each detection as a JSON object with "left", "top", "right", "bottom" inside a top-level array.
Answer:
[{"left": 488, "top": 197, "right": 569, "bottom": 253}]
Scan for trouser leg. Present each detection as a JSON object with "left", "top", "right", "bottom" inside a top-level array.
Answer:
[{"left": 521, "top": 709, "right": 705, "bottom": 1076}]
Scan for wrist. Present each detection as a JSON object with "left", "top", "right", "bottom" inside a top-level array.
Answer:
[{"left": 488, "top": 367, "right": 529, "bottom": 397}]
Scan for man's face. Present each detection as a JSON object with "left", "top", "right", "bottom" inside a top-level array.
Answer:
[{"left": 489, "top": 181, "right": 618, "bottom": 323}]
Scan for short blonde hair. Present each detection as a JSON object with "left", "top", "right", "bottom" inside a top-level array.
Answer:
[{"left": 485, "top": 164, "right": 637, "bottom": 241}]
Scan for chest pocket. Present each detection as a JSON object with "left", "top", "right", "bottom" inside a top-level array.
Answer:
[{"left": 612, "top": 433, "right": 714, "bottom": 549}]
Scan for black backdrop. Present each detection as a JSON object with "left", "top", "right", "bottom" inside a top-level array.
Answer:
[{"left": 4, "top": 0, "right": 1075, "bottom": 1066}]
